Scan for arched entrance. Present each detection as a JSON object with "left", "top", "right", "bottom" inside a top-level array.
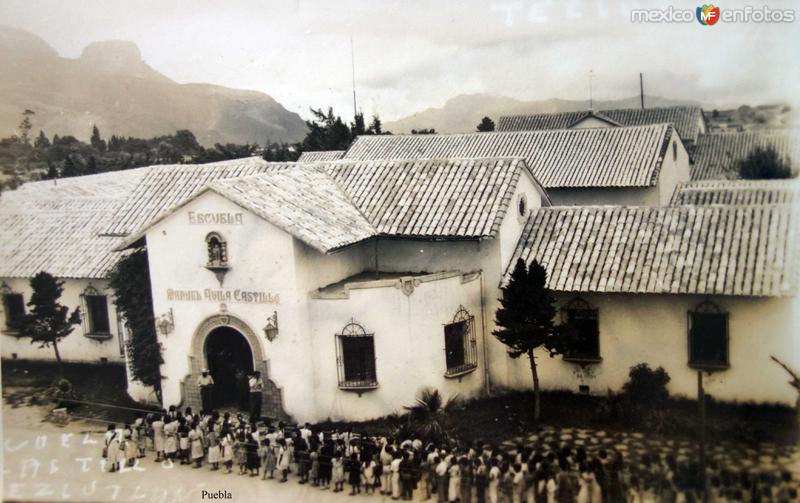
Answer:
[
  {"left": 179, "top": 311, "right": 290, "bottom": 421},
  {"left": 204, "top": 326, "right": 254, "bottom": 410}
]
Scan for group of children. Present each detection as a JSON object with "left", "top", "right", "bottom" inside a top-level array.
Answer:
[{"left": 101, "top": 406, "right": 798, "bottom": 502}]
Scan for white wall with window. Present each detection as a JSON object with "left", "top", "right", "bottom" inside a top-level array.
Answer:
[
  {"left": 495, "top": 292, "right": 799, "bottom": 405},
  {"left": 0, "top": 277, "right": 125, "bottom": 363}
]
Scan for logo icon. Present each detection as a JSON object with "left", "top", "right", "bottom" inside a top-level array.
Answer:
[{"left": 696, "top": 4, "right": 721, "bottom": 25}]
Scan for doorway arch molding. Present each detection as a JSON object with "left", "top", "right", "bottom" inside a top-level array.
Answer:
[{"left": 179, "top": 310, "right": 290, "bottom": 421}]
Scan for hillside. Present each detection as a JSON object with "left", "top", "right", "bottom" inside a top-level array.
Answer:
[
  {"left": 384, "top": 93, "right": 700, "bottom": 134},
  {"left": 0, "top": 26, "right": 308, "bottom": 146}
]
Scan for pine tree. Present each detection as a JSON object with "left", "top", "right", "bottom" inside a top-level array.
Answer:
[
  {"left": 90, "top": 125, "right": 106, "bottom": 152},
  {"left": 368, "top": 115, "right": 383, "bottom": 135},
  {"left": 34, "top": 130, "right": 51, "bottom": 149},
  {"left": 46, "top": 162, "right": 58, "bottom": 180},
  {"left": 477, "top": 117, "right": 495, "bottom": 132},
  {"left": 86, "top": 156, "right": 99, "bottom": 175},
  {"left": 18, "top": 109, "right": 34, "bottom": 145},
  {"left": 493, "top": 258, "right": 571, "bottom": 423},
  {"left": 18, "top": 272, "right": 81, "bottom": 373}
]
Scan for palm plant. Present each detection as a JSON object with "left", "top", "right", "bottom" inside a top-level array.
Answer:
[{"left": 402, "top": 387, "right": 461, "bottom": 444}]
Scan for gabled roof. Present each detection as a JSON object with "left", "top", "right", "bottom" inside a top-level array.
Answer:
[
  {"left": 326, "top": 158, "right": 527, "bottom": 238},
  {"left": 498, "top": 106, "right": 705, "bottom": 143},
  {"left": 507, "top": 205, "right": 799, "bottom": 297},
  {"left": 691, "top": 131, "right": 800, "bottom": 181},
  {"left": 116, "top": 157, "right": 534, "bottom": 253},
  {"left": 210, "top": 166, "right": 375, "bottom": 253},
  {"left": 297, "top": 150, "right": 346, "bottom": 162},
  {"left": 343, "top": 124, "right": 675, "bottom": 189},
  {"left": 104, "top": 157, "right": 295, "bottom": 236},
  {"left": 671, "top": 179, "right": 800, "bottom": 206},
  {"left": 0, "top": 168, "right": 149, "bottom": 279}
]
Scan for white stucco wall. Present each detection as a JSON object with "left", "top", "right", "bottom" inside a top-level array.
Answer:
[
  {"left": 0, "top": 277, "right": 125, "bottom": 363},
  {"left": 571, "top": 116, "right": 616, "bottom": 129},
  {"left": 546, "top": 187, "right": 659, "bottom": 207},
  {"left": 657, "top": 134, "right": 692, "bottom": 205},
  {"left": 308, "top": 271, "right": 485, "bottom": 421},
  {"left": 492, "top": 292, "right": 799, "bottom": 405},
  {"left": 143, "top": 191, "right": 318, "bottom": 420}
]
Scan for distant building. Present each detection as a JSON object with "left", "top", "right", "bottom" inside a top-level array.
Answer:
[
  {"left": 497, "top": 106, "right": 707, "bottom": 147},
  {"left": 297, "top": 150, "right": 345, "bottom": 162}
]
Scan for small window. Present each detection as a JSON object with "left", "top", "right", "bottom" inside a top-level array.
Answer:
[
  {"left": 206, "top": 232, "right": 228, "bottom": 267},
  {"left": 2, "top": 293, "right": 26, "bottom": 332},
  {"left": 672, "top": 141, "right": 678, "bottom": 162},
  {"left": 562, "top": 298, "right": 600, "bottom": 362},
  {"left": 444, "top": 306, "right": 478, "bottom": 376},
  {"left": 518, "top": 194, "right": 528, "bottom": 217},
  {"left": 336, "top": 321, "right": 377, "bottom": 389},
  {"left": 688, "top": 301, "right": 729, "bottom": 369},
  {"left": 82, "top": 285, "right": 111, "bottom": 337}
]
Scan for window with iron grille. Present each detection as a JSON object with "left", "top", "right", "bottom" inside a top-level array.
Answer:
[
  {"left": 335, "top": 320, "right": 377, "bottom": 389},
  {"left": 444, "top": 306, "right": 478, "bottom": 376},
  {"left": 2, "top": 293, "right": 26, "bottom": 332},
  {"left": 688, "top": 300, "right": 729, "bottom": 369},
  {"left": 81, "top": 285, "right": 111, "bottom": 337},
  {"left": 206, "top": 232, "right": 229, "bottom": 267},
  {"left": 562, "top": 298, "right": 600, "bottom": 362}
]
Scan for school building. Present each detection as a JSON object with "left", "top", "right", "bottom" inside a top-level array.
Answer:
[{"left": 1, "top": 114, "right": 798, "bottom": 423}]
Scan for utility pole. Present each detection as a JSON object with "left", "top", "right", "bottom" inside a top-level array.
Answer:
[
  {"left": 589, "top": 69, "right": 594, "bottom": 110},
  {"left": 350, "top": 37, "right": 358, "bottom": 119},
  {"left": 639, "top": 72, "right": 645, "bottom": 109}
]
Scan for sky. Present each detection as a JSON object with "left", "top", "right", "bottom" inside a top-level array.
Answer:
[{"left": 1, "top": 0, "right": 798, "bottom": 121}]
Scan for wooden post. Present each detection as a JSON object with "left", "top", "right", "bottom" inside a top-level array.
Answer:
[
  {"left": 639, "top": 73, "right": 645, "bottom": 109},
  {"left": 698, "top": 370, "right": 707, "bottom": 501}
]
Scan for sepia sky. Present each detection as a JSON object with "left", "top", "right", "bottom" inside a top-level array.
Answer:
[{"left": 1, "top": 0, "right": 798, "bottom": 121}]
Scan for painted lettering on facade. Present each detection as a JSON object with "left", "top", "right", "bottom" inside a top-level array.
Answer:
[
  {"left": 188, "top": 211, "right": 244, "bottom": 225},
  {"left": 166, "top": 288, "right": 279, "bottom": 305}
]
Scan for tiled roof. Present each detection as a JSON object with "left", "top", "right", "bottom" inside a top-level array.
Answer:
[
  {"left": 344, "top": 124, "right": 674, "bottom": 188},
  {"left": 498, "top": 106, "right": 705, "bottom": 143},
  {"left": 0, "top": 168, "right": 149, "bottom": 279},
  {"left": 119, "top": 157, "right": 533, "bottom": 252},
  {"left": 691, "top": 131, "right": 800, "bottom": 180},
  {"left": 507, "top": 205, "right": 799, "bottom": 297},
  {"left": 327, "top": 158, "right": 525, "bottom": 238},
  {"left": 297, "top": 150, "right": 345, "bottom": 162},
  {"left": 104, "top": 157, "right": 295, "bottom": 236},
  {"left": 671, "top": 179, "right": 800, "bottom": 206},
  {"left": 210, "top": 166, "right": 375, "bottom": 253}
]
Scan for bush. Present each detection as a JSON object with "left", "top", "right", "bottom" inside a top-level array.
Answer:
[{"left": 622, "top": 363, "right": 671, "bottom": 409}]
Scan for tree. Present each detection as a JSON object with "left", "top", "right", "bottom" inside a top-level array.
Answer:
[
  {"left": 86, "top": 156, "right": 99, "bottom": 175},
  {"left": 736, "top": 145, "right": 793, "bottom": 179},
  {"left": 34, "top": 130, "right": 51, "bottom": 149},
  {"left": 493, "top": 258, "right": 570, "bottom": 423},
  {"left": 108, "top": 247, "right": 164, "bottom": 403},
  {"left": 46, "top": 162, "right": 58, "bottom": 180},
  {"left": 18, "top": 109, "right": 35, "bottom": 145},
  {"left": 351, "top": 112, "right": 366, "bottom": 140},
  {"left": 368, "top": 115, "right": 383, "bottom": 135},
  {"left": 61, "top": 155, "right": 80, "bottom": 177},
  {"left": 403, "top": 387, "right": 461, "bottom": 444},
  {"left": 302, "top": 107, "right": 354, "bottom": 152},
  {"left": 411, "top": 128, "right": 436, "bottom": 134},
  {"left": 90, "top": 125, "right": 106, "bottom": 152},
  {"left": 477, "top": 117, "right": 495, "bottom": 132},
  {"left": 18, "top": 272, "right": 81, "bottom": 373}
]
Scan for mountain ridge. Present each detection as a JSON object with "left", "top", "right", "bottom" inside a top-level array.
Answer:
[{"left": 0, "top": 26, "right": 308, "bottom": 146}]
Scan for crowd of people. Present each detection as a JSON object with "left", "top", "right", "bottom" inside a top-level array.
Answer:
[{"left": 101, "top": 406, "right": 797, "bottom": 503}]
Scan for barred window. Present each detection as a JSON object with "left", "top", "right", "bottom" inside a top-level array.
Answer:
[
  {"left": 335, "top": 320, "right": 377, "bottom": 389},
  {"left": 206, "top": 232, "right": 228, "bottom": 267},
  {"left": 688, "top": 301, "right": 729, "bottom": 369},
  {"left": 563, "top": 298, "right": 600, "bottom": 362},
  {"left": 2, "top": 293, "right": 26, "bottom": 332},
  {"left": 444, "top": 306, "right": 478, "bottom": 377},
  {"left": 82, "top": 285, "right": 111, "bottom": 337}
]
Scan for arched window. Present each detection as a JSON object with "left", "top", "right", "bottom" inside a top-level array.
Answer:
[
  {"left": 562, "top": 297, "right": 600, "bottom": 362},
  {"left": 444, "top": 306, "right": 478, "bottom": 377},
  {"left": 206, "top": 232, "right": 228, "bottom": 267},
  {"left": 335, "top": 320, "right": 377, "bottom": 389},
  {"left": 688, "top": 300, "right": 729, "bottom": 369}
]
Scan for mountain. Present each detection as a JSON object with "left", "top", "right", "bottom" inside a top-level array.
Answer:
[
  {"left": 0, "top": 26, "right": 308, "bottom": 146},
  {"left": 384, "top": 93, "right": 701, "bottom": 134}
]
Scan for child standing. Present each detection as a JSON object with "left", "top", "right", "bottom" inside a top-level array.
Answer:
[
  {"left": 207, "top": 426, "right": 220, "bottom": 471},
  {"left": 363, "top": 454, "right": 377, "bottom": 494},
  {"left": 449, "top": 457, "right": 462, "bottom": 502},
  {"left": 309, "top": 447, "right": 320, "bottom": 486},
  {"left": 151, "top": 416, "right": 165, "bottom": 462},
  {"left": 347, "top": 452, "right": 362, "bottom": 495},
  {"left": 332, "top": 452, "right": 345, "bottom": 492}
]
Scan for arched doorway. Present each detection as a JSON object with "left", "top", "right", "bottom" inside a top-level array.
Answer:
[{"left": 204, "top": 326, "right": 254, "bottom": 410}]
